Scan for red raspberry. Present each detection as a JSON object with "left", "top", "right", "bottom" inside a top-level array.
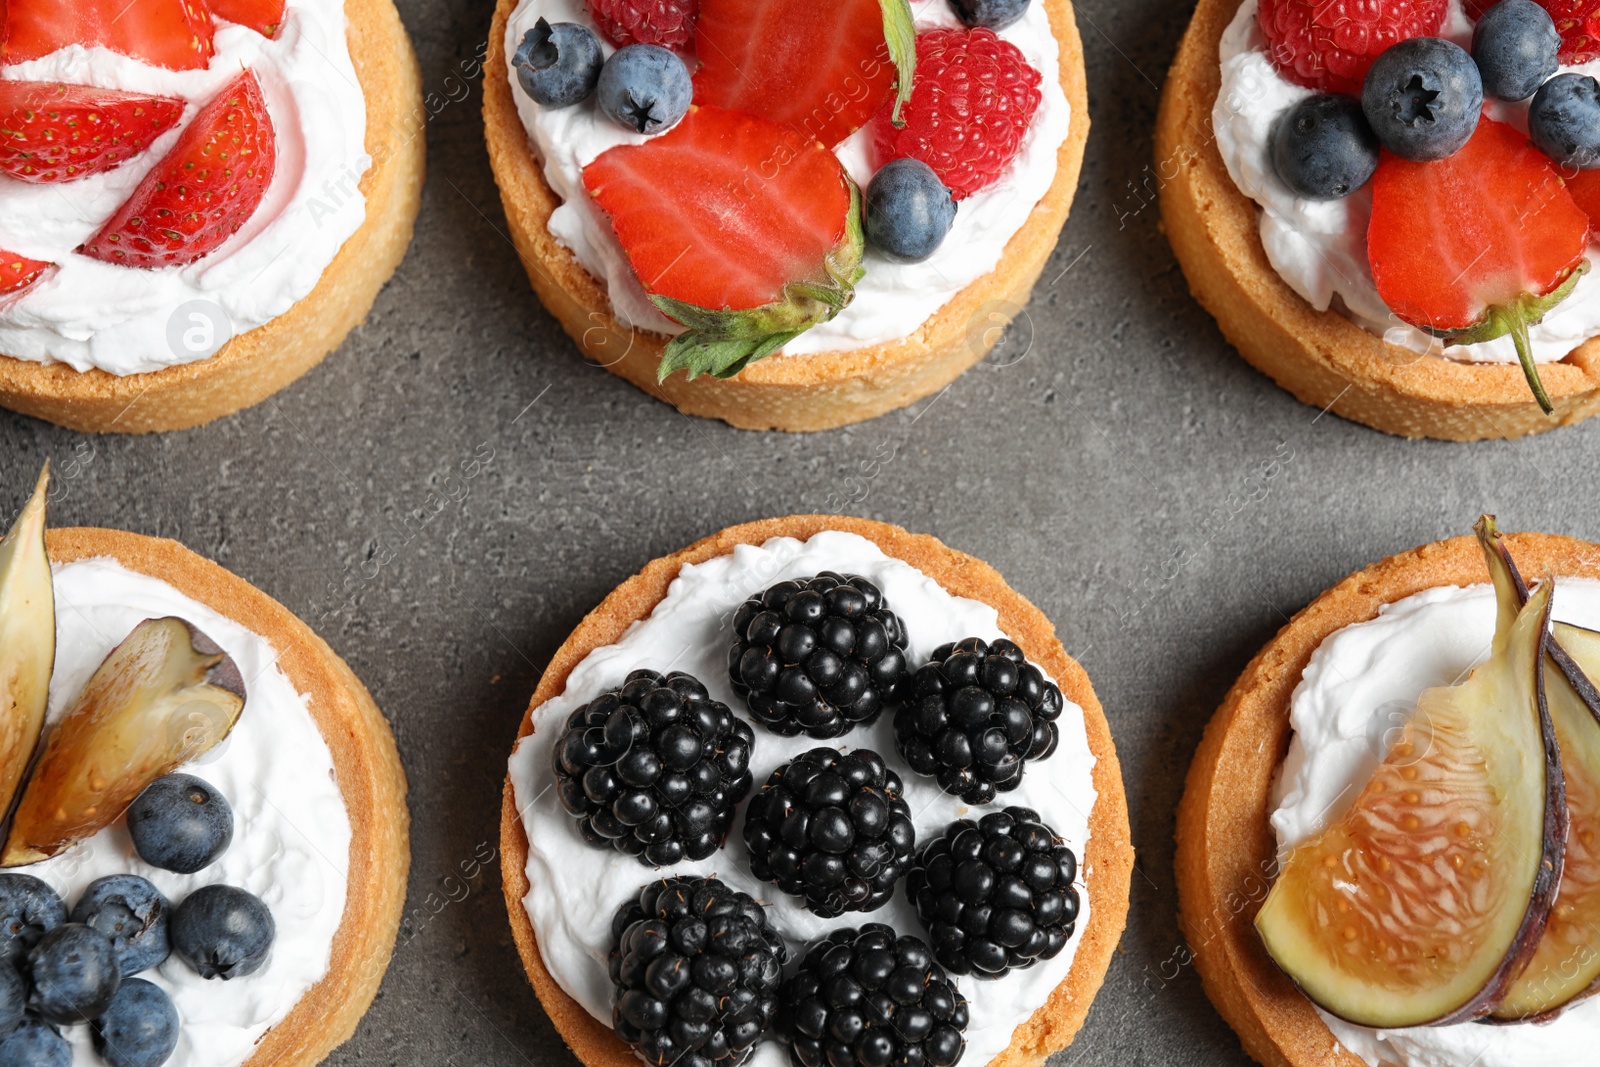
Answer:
[
  {"left": 587, "top": 0, "right": 697, "bottom": 49},
  {"left": 1532, "top": 0, "right": 1600, "bottom": 62},
  {"left": 1258, "top": 0, "right": 1447, "bottom": 95},
  {"left": 872, "top": 28, "right": 1042, "bottom": 202}
]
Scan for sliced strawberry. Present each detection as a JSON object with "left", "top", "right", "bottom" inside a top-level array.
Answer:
[
  {"left": 0, "top": 81, "right": 183, "bottom": 183},
  {"left": 207, "top": 0, "right": 285, "bottom": 38},
  {"left": 1568, "top": 168, "right": 1600, "bottom": 223},
  {"left": 583, "top": 106, "right": 864, "bottom": 380},
  {"left": 81, "top": 71, "right": 276, "bottom": 269},
  {"left": 1, "top": 0, "right": 215, "bottom": 71},
  {"left": 0, "top": 251, "right": 50, "bottom": 295},
  {"left": 1369, "top": 118, "right": 1591, "bottom": 414},
  {"left": 693, "top": 0, "right": 915, "bottom": 148}
]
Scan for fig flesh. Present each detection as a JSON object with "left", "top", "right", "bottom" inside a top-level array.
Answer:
[
  {"left": 1, "top": 617, "right": 244, "bottom": 867},
  {"left": 1255, "top": 570, "right": 1563, "bottom": 1028},
  {"left": 0, "top": 465, "right": 53, "bottom": 827}
]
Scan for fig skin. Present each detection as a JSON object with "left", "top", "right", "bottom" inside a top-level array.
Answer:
[
  {"left": 0, "top": 463, "right": 54, "bottom": 826},
  {"left": 1, "top": 616, "right": 245, "bottom": 867}
]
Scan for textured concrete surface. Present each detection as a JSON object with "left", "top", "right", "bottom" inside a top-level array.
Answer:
[{"left": 5, "top": 0, "right": 1600, "bottom": 1064}]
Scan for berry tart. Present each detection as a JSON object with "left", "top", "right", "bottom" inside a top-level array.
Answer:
[
  {"left": 1158, "top": 0, "right": 1600, "bottom": 440},
  {"left": 1178, "top": 515, "right": 1600, "bottom": 1067},
  {"left": 0, "top": 0, "right": 424, "bottom": 434},
  {"left": 500, "top": 516, "right": 1132, "bottom": 1067},
  {"left": 0, "top": 466, "right": 409, "bottom": 1066},
  {"left": 484, "top": 0, "right": 1089, "bottom": 432}
]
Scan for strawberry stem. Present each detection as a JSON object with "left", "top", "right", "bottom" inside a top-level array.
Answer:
[
  {"left": 879, "top": 0, "right": 917, "bottom": 128},
  {"left": 1505, "top": 302, "right": 1555, "bottom": 416}
]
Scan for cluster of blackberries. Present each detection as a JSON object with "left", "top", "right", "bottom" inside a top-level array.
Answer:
[
  {"left": 728, "top": 573, "right": 910, "bottom": 739},
  {"left": 892, "top": 639, "right": 1063, "bottom": 805},
  {"left": 907, "top": 807, "right": 1080, "bottom": 978},
  {"left": 609, "top": 876, "right": 785, "bottom": 1067},
  {"left": 742, "top": 748, "right": 916, "bottom": 917},
  {"left": 554, "top": 670, "right": 755, "bottom": 867}
]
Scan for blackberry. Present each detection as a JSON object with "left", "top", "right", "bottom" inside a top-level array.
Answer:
[
  {"left": 892, "top": 638, "right": 1062, "bottom": 804},
  {"left": 729, "top": 573, "right": 910, "bottom": 739},
  {"left": 907, "top": 807, "right": 1080, "bottom": 979},
  {"left": 742, "top": 748, "right": 915, "bottom": 917},
  {"left": 554, "top": 670, "right": 755, "bottom": 867},
  {"left": 776, "top": 924, "right": 968, "bottom": 1067},
  {"left": 608, "top": 876, "right": 785, "bottom": 1067}
]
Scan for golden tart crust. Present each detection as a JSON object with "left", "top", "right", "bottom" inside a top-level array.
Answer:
[
  {"left": 482, "top": 3, "right": 1090, "bottom": 433},
  {"left": 499, "top": 515, "right": 1134, "bottom": 1067},
  {"left": 45, "top": 527, "right": 410, "bottom": 1066},
  {"left": 1156, "top": 0, "right": 1600, "bottom": 441},
  {"left": 1176, "top": 529, "right": 1600, "bottom": 1067},
  {"left": 0, "top": 0, "right": 426, "bottom": 435}
]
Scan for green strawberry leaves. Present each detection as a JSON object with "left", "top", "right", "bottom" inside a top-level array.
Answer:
[{"left": 880, "top": 0, "right": 917, "bottom": 128}]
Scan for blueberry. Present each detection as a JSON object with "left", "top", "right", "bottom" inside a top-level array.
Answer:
[
  {"left": 93, "top": 979, "right": 180, "bottom": 1067},
  {"left": 1270, "top": 93, "right": 1380, "bottom": 199},
  {"left": 865, "top": 159, "right": 958, "bottom": 263},
  {"left": 171, "top": 885, "right": 274, "bottom": 980},
  {"left": 1472, "top": 0, "right": 1559, "bottom": 101},
  {"left": 597, "top": 45, "right": 692, "bottom": 135},
  {"left": 1362, "top": 37, "right": 1483, "bottom": 160},
  {"left": 27, "top": 923, "right": 121, "bottom": 1024},
  {"left": 0, "top": 964, "right": 21, "bottom": 1034},
  {"left": 1530, "top": 72, "right": 1600, "bottom": 169},
  {"left": 0, "top": 1018, "right": 69, "bottom": 1067},
  {"left": 0, "top": 874, "right": 65, "bottom": 968},
  {"left": 948, "top": 0, "right": 1029, "bottom": 30},
  {"left": 127, "top": 774, "right": 234, "bottom": 875},
  {"left": 513, "top": 17, "right": 603, "bottom": 109},
  {"left": 71, "top": 876, "right": 171, "bottom": 977}
]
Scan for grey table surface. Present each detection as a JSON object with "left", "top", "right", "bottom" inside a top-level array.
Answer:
[{"left": 3, "top": 0, "right": 1596, "bottom": 1063}]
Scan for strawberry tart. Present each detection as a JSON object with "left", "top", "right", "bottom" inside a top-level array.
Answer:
[
  {"left": 0, "top": 0, "right": 424, "bottom": 434},
  {"left": 1158, "top": 0, "right": 1600, "bottom": 440},
  {"left": 484, "top": 0, "right": 1088, "bottom": 432}
]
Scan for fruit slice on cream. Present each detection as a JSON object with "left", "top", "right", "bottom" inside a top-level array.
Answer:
[
  {"left": 2, "top": 616, "right": 244, "bottom": 866},
  {"left": 1254, "top": 559, "right": 1563, "bottom": 1028},
  {"left": 0, "top": 464, "right": 53, "bottom": 828}
]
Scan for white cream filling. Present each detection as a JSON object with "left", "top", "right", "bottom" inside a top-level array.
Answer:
[
  {"left": 1213, "top": 0, "right": 1600, "bottom": 365},
  {"left": 20, "top": 558, "right": 353, "bottom": 1067},
  {"left": 1272, "top": 578, "right": 1600, "bottom": 1067},
  {"left": 501, "top": 0, "right": 1070, "bottom": 356},
  {"left": 0, "top": 0, "right": 370, "bottom": 376},
  {"left": 506, "top": 531, "right": 1100, "bottom": 1067}
]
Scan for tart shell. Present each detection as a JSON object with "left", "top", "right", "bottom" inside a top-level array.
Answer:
[
  {"left": 45, "top": 527, "right": 411, "bottom": 1066},
  {"left": 499, "top": 515, "right": 1134, "bottom": 1067},
  {"left": 1176, "top": 529, "right": 1600, "bottom": 1067},
  {"left": 0, "top": 0, "right": 426, "bottom": 435},
  {"left": 1155, "top": 0, "right": 1600, "bottom": 441},
  {"left": 482, "top": 2, "right": 1090, "bottom": 433}
]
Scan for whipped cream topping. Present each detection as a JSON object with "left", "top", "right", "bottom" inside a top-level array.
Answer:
[
  {"left": 1213, "top": 0, "right": 1600, "bottom": 365},
  {"left": 0, "top": 0, "right": 370, "bottom": 376},
  {"left": 507, "top": 531, "right": 1100, "bottom": 1067},
  {"left": 501, "top": 0, "right": 1071, "bottom": 356},
  {"left": 1272, "top": 578, "right": 1600, "bottom": 1067},
  {"left": 25, "top": 558, "right": 353, "bottom": 1067}
]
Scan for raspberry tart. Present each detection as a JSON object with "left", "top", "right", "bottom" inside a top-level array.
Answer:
[
  {"left": 1158, "top": 0, "right": 1600, "bottom": 440},
  {"left": 1179, "top": 515, "right": 1600, "bottom": 1067},
  {"left": 0, "top": 466, "right": 409, "bottom": 1066},
  {"left": 484, "top": 0, "right": 1088, "bottom": 432},
  {"left": 501, "top": 516, "right": 1132, "bottom": 1067},
  {"left": 0, "top": 0, "right": 424, "bottom": 434}
]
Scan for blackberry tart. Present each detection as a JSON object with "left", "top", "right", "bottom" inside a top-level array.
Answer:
[{"left": 504, "top": 516, "right": 1131, "bottom": 1067}]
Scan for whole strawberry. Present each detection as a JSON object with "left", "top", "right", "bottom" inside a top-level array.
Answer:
[
  {"left": 873, "top": 28, "right": 1041, "bottom": 201},
  {"left": 1258, "top": 0, "right": 1448, "bottom": 95},
  {"left": 588, "top": 0, "right": 696, "bottom": 50},
  {"left": 1531, "top": 0, "right": 1600, "bottom": 62}
]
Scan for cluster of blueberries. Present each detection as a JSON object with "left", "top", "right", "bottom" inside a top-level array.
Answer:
[
  {"left": 552, "top": 573, "right": 1084, "bottom": 1067},
  {"left": 1271, "top": 0, "right": 1600, "bottom": 199},
  {"left": 0, "top": 775, "right": 276, "bottom": 1067}
]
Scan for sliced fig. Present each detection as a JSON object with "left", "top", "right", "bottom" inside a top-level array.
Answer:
[
  {"left": 1, "top": 617, "right": 244, "bottom": 867},
  {"left": 0, "top": 464, "right": 54, "bottom": 826},
  {"left": 1478, "top": 517, "right": 1600, "bottom": 1020},
  {"left": 1255, "top": 569, "right": 1564, "bottom": 1028}
]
